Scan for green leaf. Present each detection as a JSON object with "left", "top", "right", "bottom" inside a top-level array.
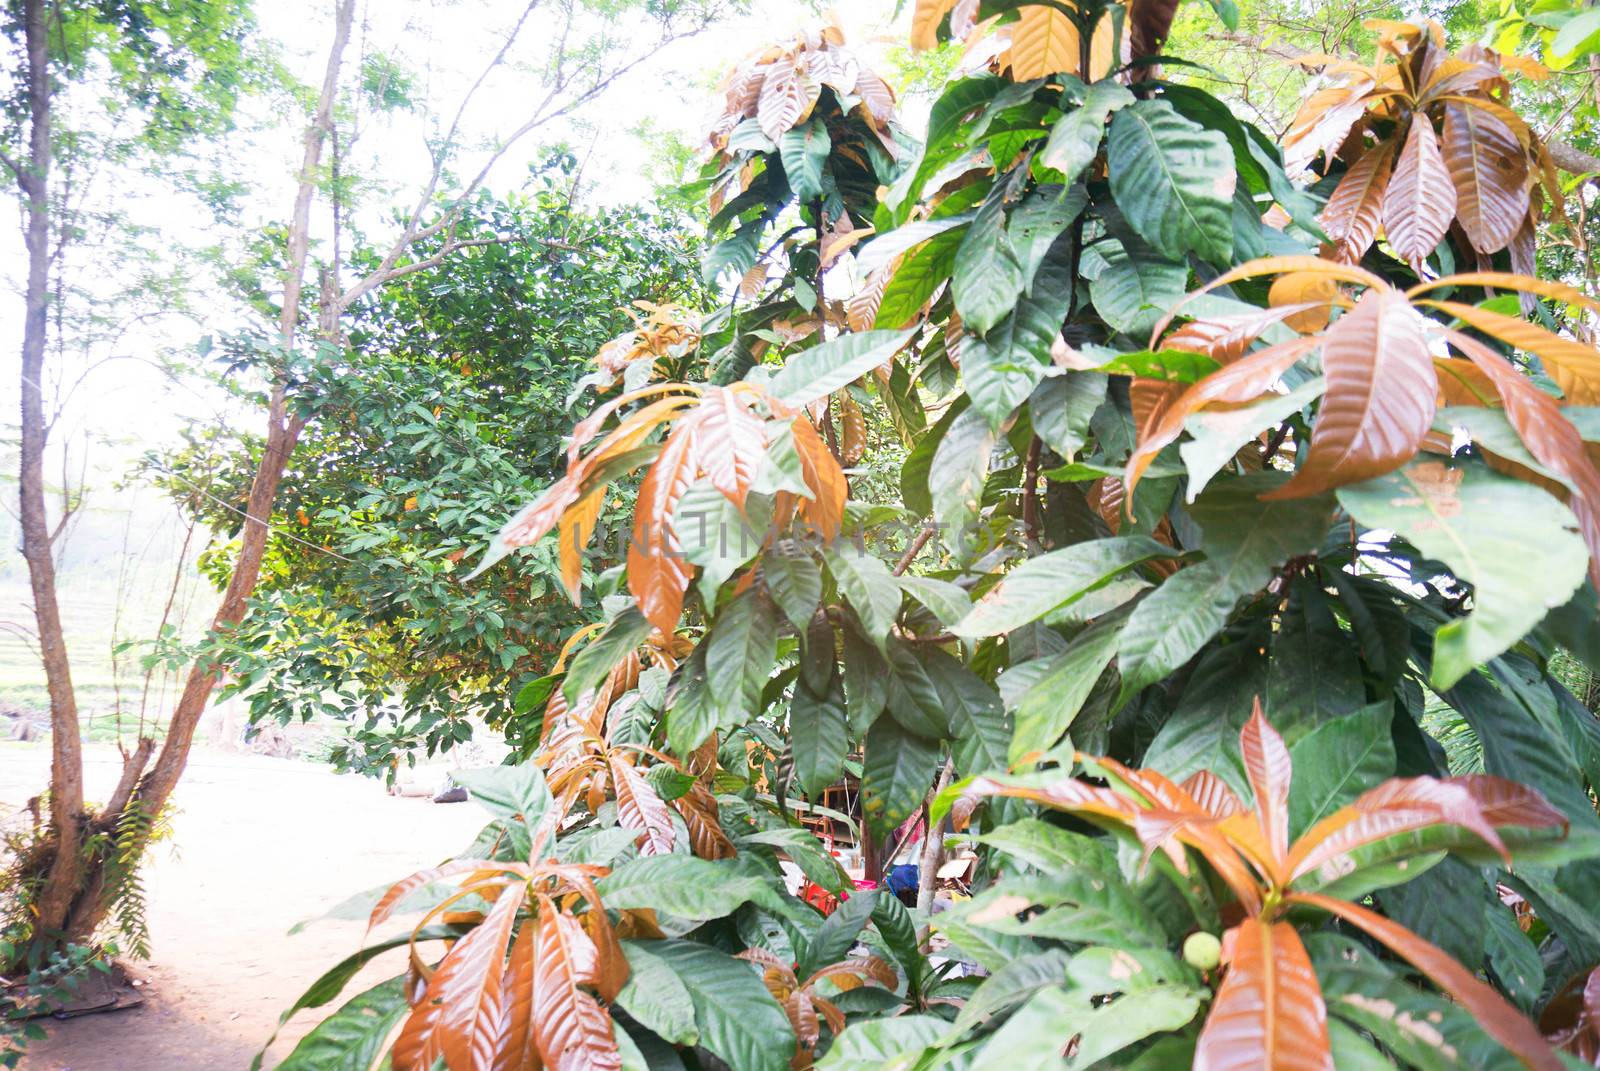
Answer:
[
  {"left": 1484, "top": 904, "right": 1545, "bottom": 1013},
  {"left": 453, "top": 763, "right": 552, "bottom": 827},
  {"left": 1040, "top": 79, "right": 1134, "bottom": 186},
  {"left": 875, "top": 228, "right": 964, "bottom": 328},
  {"left": 273, "top": 976, "right": 409, "bottom": 1071},
  {"left": 962, "top": 240, "right": 1076, "bottom": 428},
  {"left": 814, "top": 1015, "right": 945, "bottom": 1070},
  {"left": 929, "top": 404, "right": 997, "bottom": 536},
  {"left": 1141, "top": 639, "right": 1265, "bottom": 793},
  {"left": 944, "top": 949, "right": 1071, "bottom": 1041},
  {"left": 740, "top": 827, "right": 851, "bottom": 893},
  {"left": 780, "top": 117, "right": 831, "bottom": 203},
  {"left": 621, "top": 940, "right": 797, "bottom": 1071},
  {"left": 706, "top": 589, "right": 778, "bottom": 715},
  {"left": 1008, "top": 183, "right": 1087, "bottom": 288},
  {"left": 903, "top": 394, "right": 967, "bottom": 516},
  {"left": 804, "top": 884, "right": 879, "bottom": 975},
  {"left": 1554, "top": 6, "right": 1600, "bottom": 56},
  {"left": 1031, "top": 372, "right": 1107, "bottom": 461},
  {"left": 1107, "top": 98, "right": 1235, "bottom": 264},
  {"left": 1179, "top": 377, "right": 1325, "bottom": 501},
  {"left": 823, "top": 544, "right": 902, "bottom": 651},
  {"left": 678, "top": 480, "right": 761, "bottom": 602},
  {"left": 957, "top": 873, "right": 1166, "bottom": 946},
  {"left": 764, "top": 539, "right": 823, "bottom": 631},
  {"left": 897, "top": 575, "right": 972, "bottom": 627},
  {"left": 1010, "top": 611, "right": 1127, "bottom": 764},
  {"left": 1338, "top": 460, "right": 1588, "bottom": 690},
  {"left": 770, "top": 329, "right": 918, "bottom": 407},
  {"left": 1118, "top": 473, "right": 1333, "bottom": 700},
  {"left": 667, "top": 645, "right": 719, "bottom": 755},
  {"left": 955, "top": 535, "right": 1176, "bottom": 637},
  {"left": 970, "top": 817, "right": 1118, "bottom": 874},
  {"left": 1378, "top": 856, "right": 1486, "bottom": 969},
  {"left": 921, "top": 646, "right": 1009, "bottom": 778},
  {"left": 1089, "top": 238, "right": 1188, "bottom": 337},
  {"left": 616, "top": 941, "right": 699, "bottom": 1045},
  {"left": 598, "top": 855, "right": 786, "bottom": 922},
  {"left": 513, "top": 674, "right": 556, "bottom": 715},
  {"left": 564, "top": 606, "right": 652, "bottom": 702},
  {"left": 1286, "top": 701, "right": 1396, "bottom": 837},
  {"left": 974, "top": 985, "right": 1200, "bottom": 1069},
  {"left": 1266, "top": 576, "right": 1366, "bottom": 733},
  {"left": 856, "top": 214, "right": 974, "bottom": 275},
  {"left": 862, "top": 715, "right": 939, "bottom": 837},
  {"left": 791, "top": 678, "right": 849, "bottom": 799},
  {"left": 953, "top": 193, "right": 1025, "bottom": 336}
]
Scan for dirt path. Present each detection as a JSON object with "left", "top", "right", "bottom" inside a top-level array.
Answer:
[{"left": 0, "top": 744, "right": 485, "bottom": 1069}]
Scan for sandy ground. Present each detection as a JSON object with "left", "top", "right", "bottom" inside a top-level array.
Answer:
[{"left": 0, "top": 744, "right": 486, "bottom": 1070}]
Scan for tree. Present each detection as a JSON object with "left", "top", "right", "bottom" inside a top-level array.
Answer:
[
  {"left": 156, "top": 175, "right": 707, "bottom": 772},
  {"left": 5, "top": 0, "right": 260, "bottom": 962},
  {"left": 281, "top": 6, "right": 1600, "bottom": 1070},
  {"left": 9, "top": 0, "right": 721, "bottom": 957}
]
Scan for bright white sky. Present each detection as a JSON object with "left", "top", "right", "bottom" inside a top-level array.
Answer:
[{"left": 0, "top": 0, "right": 908, "bottom": 578}]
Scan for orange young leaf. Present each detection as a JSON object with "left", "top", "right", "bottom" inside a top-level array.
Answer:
[
  {"left": 1288, "top": 892, "right": 1563, "bottom": 1071},
  {"left": 694, "top": 385, "right": 767, "bottom": 505},
  {"left": 1383, "top": 115, "right": 1456, "bottom": 271},
  {"left": 1195, "top": 917, "right": 1332, "bottom": 1071},
  {"left": 1240, "top": 699, "right": 1293, "bottom": 867},
  {"left": 791, "top": 415, "right": 847, "bottom": 539},
  {"left": 1124, "top": 336, "right": 1320, "bottom": 495},
  {"left": 1443, "top": 100, "right": 1530, "bottom": 255},
  {"left": 1318, "top": 140, "right": 1393, "bottom": 263},
  {"left": 628, "top": 423, "right": 699, "bottom": 634},
  {"left": 1263, "top": 288, "right": 1436, "bottom": 499},
  {"left": 530, "top": 901, "right": 624, "bottom": 1071},
  {"left": 391, "top": 882, "right": 528, "bottom": 1071},
  {"left": 609, "top": 756, "right": 677, "bottom": 856},
  {"left": 1006, "top": 4, "right": 1079, "bottom": 80}
]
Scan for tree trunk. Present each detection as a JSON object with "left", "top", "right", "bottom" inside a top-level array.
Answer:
[
  {"left": 42, "top": 0, "right": 357, "bottom": 946},
  {"left": 16, "top": 0, "right": 89, "bottom": 942},
  {"left": 130, "top": 0, "right": 355, "bottom": 818}
]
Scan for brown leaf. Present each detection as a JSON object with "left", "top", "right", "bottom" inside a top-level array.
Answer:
[
  {"left": 1443, "top": 101, "right": 1530, "bottom": 255},
  {"left": 1165, "top": 304, "right": 1327, "bottom": 362},
  {"left": 911, "top": 0, "right": 956, "bottom": 49},
  {"left": 695, "top": 386, "right": 767, "bottom": 506},
  {"left": 1124, "top": 336, "right": 1320, "bottom": 494},
  {"left": 1268, "top": 273, "right": 1342, "bottom": 333},
  {"left": 1196, "top": 918, "right": 1332, "bottom": 1071},
  {"left": 488, "top": 923, "right": 534, "bottom": 1071},
  {"left": 1126, "top": 0, "right": 1182, "bottom": 68},
  {"left": 1283, "top": 82, "right": 1374, "bottom": 175},
  {"left": 1383, "top": 116, "right": 1457, "bottom": 270},
  {"left": 392, "top": 883, "right": 528, "bottom": 1071},
  {"left": 1006, "top": 4, "right": 1079, "bottom": 80},
  {"left": 1444, "top": 327, "right": 1600, "bottom": 587},
  {"left": 674, "top": 780, "right": 737, "bottom": 859},
  {"left": 758, "top": 60, "right": 815, "bottom": 142},
  {"left": 1319, "top": 141, "right": 1394, "bottom": 263},
  {"left": 530, "top": 903, "right": 623, "bottom": 1071},
  {"left": 1289, "top": 893, "right": 1563, "bottom": 1071},
  {"left": 1263, "top": 289, "right": 1436, "bottom": 499},
  {"left": 1240, "top": 699, "right": 1292, "bottom": 868},
  {"left": 1181, "top": 770, "right": 1246, "bottom": 819},
  {"left": 628, "top": 423, "right": 698, "bottom": 634},
  {"left": 791, "top": 416, "right": 847, "bottom": 539},
  {"left": 610, "top": 757, "right": 677, "bottom": 856},
  {"left": 1424, "top": 298, "right": 1600, "bottom": 406}
]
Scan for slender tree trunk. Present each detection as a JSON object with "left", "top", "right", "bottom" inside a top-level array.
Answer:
[
  {"left": 15, "top": 0, "right": 88, "bottom": 942},
  {"left": 131, "top": 0, "right": 355, "bottom": 814},
  {"left": 44, "top": 0, "right": 357, "bottom": 945}
]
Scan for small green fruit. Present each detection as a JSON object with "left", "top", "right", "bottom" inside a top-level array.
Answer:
[{"left": 1183, "top": 931, "right": 1222, "bottom": 970}]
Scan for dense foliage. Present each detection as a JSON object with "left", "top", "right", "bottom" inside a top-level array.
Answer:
[
  {"left": 276, "top": 4, "right": 1600, "bottom": 1070},
  {"left": 157, "top": 175, "right": 707, "bottom": 770}
]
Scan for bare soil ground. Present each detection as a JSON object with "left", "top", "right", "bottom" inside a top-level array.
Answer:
[{"left": 0, "top": 744, "right": 485, "bottom": 1070}]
